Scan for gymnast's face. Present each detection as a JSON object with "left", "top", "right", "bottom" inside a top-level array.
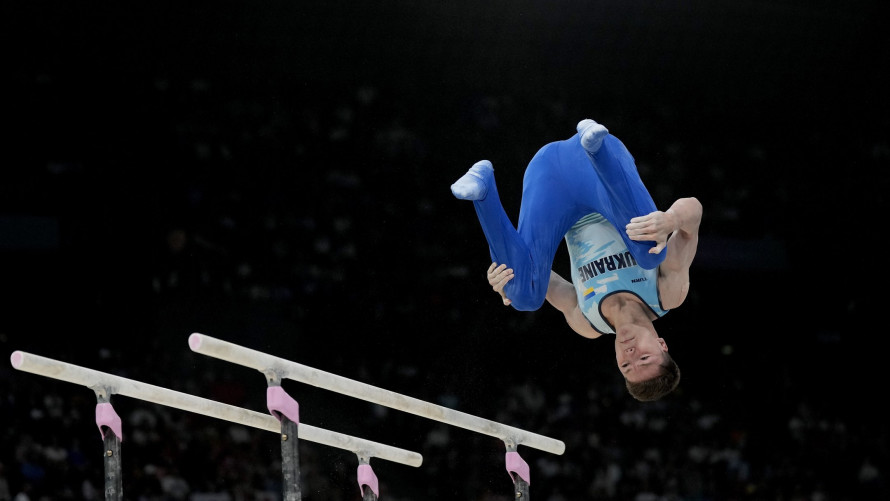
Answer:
[{"left": 615, "top": 324, "right": 668, "bottom": 383}]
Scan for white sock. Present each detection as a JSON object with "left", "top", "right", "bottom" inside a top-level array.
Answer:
[
  {"left": 451, "top": 160, "right": 493, "bottom": 200},
  {"left": 577, "top": 119, "right": 609, "bottom": 154}
]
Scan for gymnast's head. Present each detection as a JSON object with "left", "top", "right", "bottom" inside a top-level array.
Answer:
[{"left": 614, "top": 323, "right": 681, "bottom": 401}]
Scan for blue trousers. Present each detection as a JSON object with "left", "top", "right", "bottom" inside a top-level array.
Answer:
[{"left": 470, "top": 131, "right": 664, "bottom": 311}]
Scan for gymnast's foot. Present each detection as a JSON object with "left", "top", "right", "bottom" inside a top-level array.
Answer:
[
  {"left": 451, "top": 160, "right": 493, "bottom": 200},
  {"left": 577, "top": 119, "right": 609, "bottom": 154}
]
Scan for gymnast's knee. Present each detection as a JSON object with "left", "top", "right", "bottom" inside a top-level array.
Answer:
[
  {"left": 506, "top": 287, "right": 547, "bottom": 311},
  {"left": 634, "top": 249, "right": 666, "bottom": 270}
]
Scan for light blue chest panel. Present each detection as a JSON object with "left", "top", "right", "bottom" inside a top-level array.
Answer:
[{"left": 565, "top": 213, "right": 668, "bottom": 335}]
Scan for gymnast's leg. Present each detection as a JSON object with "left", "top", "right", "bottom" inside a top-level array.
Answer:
[
  {"left": 577, "top": 119, "right": 665, "bottom": 270},
  {"left": 451, "top": 141, "right": 593, "bottom": 311},
  {"left": 451, "top": 160, "right": 545, "bottom": 310}
]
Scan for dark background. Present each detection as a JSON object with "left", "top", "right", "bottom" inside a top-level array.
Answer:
[{"left": 2, "top": 1, "right": 889, "bottom": 499}]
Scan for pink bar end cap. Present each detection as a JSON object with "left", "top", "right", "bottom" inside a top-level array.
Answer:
[{"left": 357, "top": 464, "right": 379, "bottom": 498}]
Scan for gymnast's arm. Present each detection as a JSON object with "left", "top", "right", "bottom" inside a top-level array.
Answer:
[
  {"left": 545, "top": 271, "right": 602, "bottom": 339},
  {"left": 627, "top": 197, "right": 702, "bottom": 310}
]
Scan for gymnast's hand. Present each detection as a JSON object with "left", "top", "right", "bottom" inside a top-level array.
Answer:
[
  {"left": 487, "top": 262, "right": 514, "bottom": 306},
  {"left": 625, "top": 210, "right": 675, "bottom": 255}
]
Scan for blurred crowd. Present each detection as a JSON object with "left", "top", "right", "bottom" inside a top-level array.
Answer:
[{"left": 2, "top": 350, "right": 886, "bottom": 500}]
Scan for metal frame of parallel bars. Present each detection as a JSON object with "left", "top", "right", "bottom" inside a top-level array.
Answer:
[
  {"left": 188, "top": 333, "right": 566, "bottom": 499},
  {"left": 10, "top": 350, "right": 422, "bottom": 501}
]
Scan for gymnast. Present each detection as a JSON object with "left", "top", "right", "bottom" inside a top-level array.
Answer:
[{"left": 451, "top": 119, "right": 702, "bottom": 401}]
